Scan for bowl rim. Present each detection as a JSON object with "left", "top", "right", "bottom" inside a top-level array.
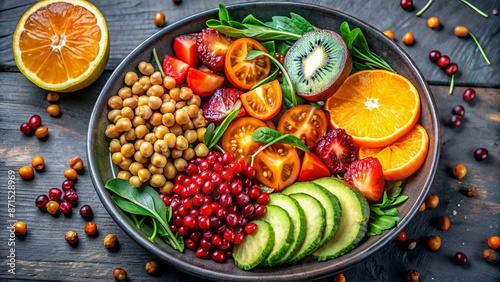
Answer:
[{"left": 87, "top": 1, "right": 441, "bottom": 281}]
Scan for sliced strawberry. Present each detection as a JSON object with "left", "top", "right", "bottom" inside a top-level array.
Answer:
[
  {"left": 186, "top": 67, "right": 225, "bottom": 97},
  {"left": 162, "top": 55, "right": 190, "bottom": 85},
  {"left": 173, "top": 33, "right": 199, "bottom": 67},
  {"left": 344, "top": 157, "right": 385, "bottom": 202},
  {"left": 315, "top": 128, "right": 356, "bottom": 174},
  {"left": 203, "top": 88, "right": 246, "bottom": 124},
  {"left": 196, "top": 28, "right": 233, "bottom": 72}
]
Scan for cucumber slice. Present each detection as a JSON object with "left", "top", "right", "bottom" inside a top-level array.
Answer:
[
  {"left": 268, "top": 193, "right": 306, "bottom": 265},
  {"left": 232, "top": 219, "right": 274, "bottom": 270},
  {"left": 312, "top": 177, "right": 370, "bottom": 261},
  {"left": 287, "top": 193, "right": 325, "bottom": 264},
  {"left": 282, "top": 182, "right": 341, "bottom": 247},
  {"left": 260, "top": 205, "right": 294, "bottom": 266}
]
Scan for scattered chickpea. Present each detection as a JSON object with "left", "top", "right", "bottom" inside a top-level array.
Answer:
[
  {"left": 85, "top": 222, "right": 98, "bottom": 236},
  {"left": 425, "top": 194, "right": 439, "bottom": 209},
  {"left": 482, "top": 249, "right": 496, "bottom": 262},
  {"left": 427, "top": 235, "right": 441, "bottom": 251},
  {"left": 402, "top": 32, "right": 414, "bottom": 45},
  {"left": 35, "top": 125, "right": 49, "bottom": 139},
  {"left": 104, "top": 233, "right": 119, "bottom": 249},
  {"left": 383, "top": 29, "right": 395, "bottom": 40},
  {"left": 439, "top": 215, "right": 450, "bottom": 231},
  {"left": 333, "top": 273, "right": 346, "bottom": 282},
  {"left": 31, "top": 155, "right": 45, "bottom": 171},
  {"left": 13, "top": 221, "right": 27, "bottom": 236},
  {"left": 145, "top": 260, "right": 159, "bottom": 275},
  {"left": 69, "top": 156, "right": 84, "bottom": 171},
  {"left": 124, "top": 72, "right": 139, "bottom": 86},
  {"left": 64, "top": 168, "right": 78, "bottom": 180},
  {"left": 47, "top": 104, "right": 61, "bottom": 116},
  {"left": 65, "top": 230, "right": 79, "bottom": 245},
  {"left": 113, "top": 267, "right": 128, "bottom": 281},
  {"left": 452, "top": 164, "right": 467, "bottom": 179},
  {"left": 427, "top": 16, "right": 440, "bottom": 29},
  {"left": 406, "top": 269, "right": 419, "bottom": 282},
  {"left": 46, "top": 92, "right": 60, "bottom": 102},
  {"left": 154, "top": 12, "right": 166, "bottom": 27},
  {"left": 138, "top": 61, "right": 155, "bottom": 76},
  {"left": 18, "top": 165, "right": 34, "bottom": 180}
]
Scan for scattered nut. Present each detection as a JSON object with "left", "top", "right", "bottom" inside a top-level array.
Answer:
[
  {"left": 65, "top": 230, "right": 79, "bottom": 245},
  {"left": 439, "top": 215, "right": 450, "bottom": 231},
  {"left": 31, "top": 155, "right": 45, "bottom": 171},
  {"left": 64, "top": 168, "right": 78, "bottom": 180},
  {"left": 425, "top": 194, "right": 439, "bottom": 209},
  {"left": 69, "top": 156, "right": 84, "bottom": 171},
  {"left": 154, "top": 12, "right": 165, "bottom": 27},
  {"left": 145, "top": 260, "right": 159, "bottom": 275},
  {"left": 113, "top": 267, "right": 128, "bottom": 281},
  {"left": 452, "top": 164, "right": 467, "bottom": 179},
  {"left": 84, "top": 222, "right": 98, "bottom": 236},
  {"left": 427, "top": 235, "right": 441, "bottom": 251},
  {"left": 418, "top": 202, "right": 426, "bottom": 212},
  {"left": 466, "top": 187, "right": 478, "bottom": 197},
  {"left": 47, "top": 92, "right": 60, "bottom": 102},
  {"left": 482, "top": 249, "right": 496, "bottom": 262},
  {"left": 104, "top": 233, "right": 119, "bottom": 249},
  {"left": 407, "top": 269, "right": 419, "bottom": 282},
  {"left": 333, "top": 273, "right": 346, "bottom": 282}
]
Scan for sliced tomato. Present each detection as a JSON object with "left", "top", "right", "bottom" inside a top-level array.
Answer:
[
  {"left": 224, "top": 38, "right": 271, "bottom": 90},
  {"left": 221, "top": 117, "right": 267, "bottom": 164},
  {"left": 173, "top": 33, "right": 199, "bottom": 67},
  {"left": 186, "top": 67, "right": 225, "bottom": 97},
  {"left": 277, "top": 104, "right": 328, "bottom": 149},
  {"left": 162, "top": 55, "right": 190, "bottom": 85},
  {"left": 254, "top": 143, "right": 300, "bottom": 191},
  {"left": 298, "top": 152, "right": 331, "bottom": 182},
  {"left": 240, "top": 79, "right": 282, "bottom": 120}
]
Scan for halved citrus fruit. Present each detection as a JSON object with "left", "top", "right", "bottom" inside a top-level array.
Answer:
[
  {"left": 358, "top": 124, "right": 429, "bottom": 180},
  {"left": 324, "top": 70, "right": 420, "bottom": 148},
  {"left": 12, "top": 0, "right": 109, "bottom": 92}
]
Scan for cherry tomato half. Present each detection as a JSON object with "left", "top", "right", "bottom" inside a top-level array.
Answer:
[
  {"left": 298, "top": 152, "right": 331, "bottom": 182},
  {"left": 241, "top": 79, "right": 282, "bottom": 120},
  {"left": 254, "top": 143, "right": 300, "bottom": 191},
  {"left": 277, "top": 104, "right": 328, "bottom": 149},
  {"left": 221, "top": 117, "right": 267, "bottom": 164},
  {"left": 224, "top": 38, "right": 271, "bottom": 90}
]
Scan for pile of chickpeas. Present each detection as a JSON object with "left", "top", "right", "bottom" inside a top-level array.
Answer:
[{"left": 105, "top": 61, "right": 209, "bottom": 193}]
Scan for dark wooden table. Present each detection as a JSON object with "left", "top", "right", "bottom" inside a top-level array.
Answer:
[{"left": 1, "top": 1, "right": 499, "bottom": 281}]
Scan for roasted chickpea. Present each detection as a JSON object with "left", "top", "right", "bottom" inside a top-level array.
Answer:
[
  {"left": 46, "top": 92, "right": 60, "bottom": 102},
  {"left": 183, "top": 147, "right": 195, "bottom": 161},
  {"left": 137, "top": 95, "right": 149, "bottom": 106},
  {"left": 105, "top": 124, "right": 121, "bottom": 138},
  {"left": 181, "top": 120, "right": 195, "bottom": 131},
  {"left": 19, "top": 165, "right": 34, "bottom": 179},
  {"left": 132, "top": 81, "right": 145, "bottom": 95},
  {"left": 138, "top": 76, "right": 152, "bottom": 91},
  {"left": 46, "top": 200, "right": 59, "bottom": 215},
  {"left": 148, "top": 164, "right": 163, "bottom": 175},
  {"left": 149, "top": 112, "right": 163, "bottom": 126},
  {"left": 383, "top": 29, "right": 395, "bottom": 40},
  {"left": 150, "top": 174, "right": 167, "bottom": 188},
  {"left": 170, "top": 149, "right": 183, "bottom": 159},
  {"left": 35, "top": 126, "right": 49, "bottom": 139},
  {"left": 107, "top": 96, "right": 123, "bottom": 109},
  {"left": 13, "top": 221, "right": 27, "bottom": 236},
  {"left": 129, "top": 175, "right": 142, "bottom": 188},
  {"left": 174, "top": 158, "right": 187, "bottom": 172},
  {"left": 184, "top": 130, "right": 198, "bottom": 144},
  {"left": 143, "top": 132, "right": 157, "bottom": 144},
  {"left": 164, "top": 133, "right": 177, "bottom": 148},
  {"left": 112, "top": 152, "right": 125, "bottom": 165},
  {"left": 120, "top": 107, "right": 134, "bottom": 120},
  {"left": 136, "top": 105, "right": 153, "bottom": 120},
  {"left": 175, "top": 135, "right": 189, "bottom": 151},
  {"left": 132, "top": 116, "right": 146, "bottom": 127},
  {"left": 123, "top": 96, "right": 138, "bottom": 109},
  {"left": 194, "top": 143, "right": 209, "bottom": 157},
  {"left": 117, "top": 170, "right": 132, "bottom": 180},
  {"left": 107, "top": 109, "right": 121, "bottom": 122},
  {"left": 138, "top": 61, "right": 155, "bottom": 76},
  {"left": 169, "top": 87, "right": 181, "bottom": 101},
  {"left": 453, "top": 164, "right": 467, "bottom": 179},
  {"left": 147, "top": 84, "right": 165, "bottom": 98},
  {"left": 175, "top": 101, "right": 187, "bottom": 110},
  {"left": 133, "top": 124, "right": 148, "bottom": 139},
  {"left": 160, "top": 101, "right": 176, "bottom": 114},
  {"left": 425, "top": 194, "right": 439, "bottom": 209},
  {"left": 162, "top": 113, "right": 175, "bottom": 127},
  {"left": 118, "top": 158, "right": 132, "bottom": 170},
  {"left": 179, "top": 86, "right": 193, "bottom": 100},
  {"left": 163, "top": 76, "right": 176, "bottom": 89},
  {"left": 103, "top": 233, "right": 119, "bottom": 249},
  {"left": 47, "top": 104, "right": 60, "bottom": 116},
  {"left": 151, "top": 152, "right": 168, "bottom": 168},
  {"left": 114, "top": 268, "right": 128, "bottom": 281},
  {"left": 192, "top": 113, "right": 207, "bottom": 128},
  {"left": 148, "top": 97, "right": 163, "bottom": 111},
  {"left": 154, "top": 139, "right": 169, "bottom": 154},
  {"left": 31, "top": 155, "right": 45, "bottom": 171},
  {"left": 160, "top": 181, "right": 174, "bottom": 195},
  {"left": 109, "top": 139, "right": 122, "bottom": 152},
  {"left": 119, "top": 143, "right": 134, "bottom": 158},
  {"left": 124, "top": 128, "right": 137, "bottom": 141},
  {"left": 150, "top": 71, "right": 163, "bottom": 85},
  {"left": 187, "top": 94, "right": 201, "bottom": 107},
  {"left": 118, "top": 87, "right": 132, "bottom": 99},
  {"left": 197, "top": 128, "right": 206, "bottom": 142},
  {"left": 145, "top": 260, "right": 159, "bottom": 275},
  {"left": 65, "top": 230, "right": 79, "bottom": 245},
  {"left": 115, "top": 117, "right": 132, "bottom": 132},
  {"left": 129, "top": 162, "right": 144, "bottom": 176},
  {"left": 163, "top": 162, "right": 177, "bottom": 179},
  {"left": 69, "top": 156, "right": 84, "bottom": 171},
  {"left": 124, "top": 71, "right": 139, "bottom": 86},
  {"left": 169, "top": 123, "right": 183, "bottom": 136},
  {"left": 137, "top": 168, "right": 151, "bottom": 182},
  {"left": 160, "top": 93, "right": 171, "bottom": 103},
  {"left": 64, "top": 168, "right": 78, "bottom": 180},
  {"left": 427, "top": 235, "right": 441, "bottom": 251},
  {"left": 186, "top": 104, "right": 199, "bottom": 118}
]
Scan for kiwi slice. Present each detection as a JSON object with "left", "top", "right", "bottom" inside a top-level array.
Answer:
[{"left": 284, "top": 29, "right": 352, "bottom": 102}]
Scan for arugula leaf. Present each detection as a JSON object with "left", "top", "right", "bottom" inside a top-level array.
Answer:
[
  {"left": 367, "top": 181, "right": 408, "bottom": 236},
  {"left": 105, "top": 178, "right": 184, "bottom": 251}
]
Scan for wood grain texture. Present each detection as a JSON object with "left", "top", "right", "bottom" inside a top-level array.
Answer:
[
  {"left": 0, "top": 0, "right": 499, "bottom": 86},
  {"left": 0, "top": 0, "right": 499, "bottom": 281}
]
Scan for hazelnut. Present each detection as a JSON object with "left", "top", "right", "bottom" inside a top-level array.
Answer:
[
  {"left": 65, "top": 230, "right": 79, "bottom": 245},
  {"left": 104, "top": 233, "right": 119, "bottom": 249},
  {"left": 439, "top": 216, "right": 450, "bottom": 231},
  {"left": 145, "top": 260, "right": 159, "bottom": 275},
  {"left": 425, "top": 194, "right": 439, "bottom": 209},
  {"left": 69, "top": 156, "right": 84, "bottom": 171},
  {"left": 482, "top": 249, "right": 496, "bottom": 262},
  {"left": 407, "top": 269, "right": 419, "bottom": 282},
  {"left": 427, "top": 235, "right": 441, "bottom": 251},
  {"left": 113, "top": 267, "right": 127, "bottom": 281}
]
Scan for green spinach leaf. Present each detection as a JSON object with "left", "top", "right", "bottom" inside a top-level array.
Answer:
[{"left": 367, "top": 181, "right": 408, "bottom": 236}]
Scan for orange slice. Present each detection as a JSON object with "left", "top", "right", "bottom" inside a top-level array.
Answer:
[
  {"left": 13, "top": 0, "right": 109, "bottom": 92},
  {"left": 358, "top": 124, "right": 429, "bottom": 180},
  {"left": 324, "top": 70, "right": 420, "bottom": 148}
]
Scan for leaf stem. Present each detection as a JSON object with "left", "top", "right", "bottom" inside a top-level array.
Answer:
[
  {"left": 148, "top": 218, "right": 158, "bottom": 242},
  {"left": 460, "top": 0, "right": 488, "bottom": 18},
  {"left": 415, "top": 0, "right": 433, "bottom": 17},
  {"left": 468, "top": 31, "right": 491, "bottom": 65},
  {"left": 449, "top": 74, "right": 455, "bottom": 95},
  {"left": 152, "top": 48, "right": 166, "bottom": 77},
  {"left": 250, "top": 134, "right": 289, "bottom": 166}
]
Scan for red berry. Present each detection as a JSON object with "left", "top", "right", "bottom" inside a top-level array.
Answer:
[
  {"left": 436, "top": 55, "right": 450, "bottom": 68},
  {"left": 256, "top": 193, "right": 270, "bottom": 205},
  {"left": 462, "top": 88, "right": 476, "bottom": 102},
  {"left": 454, "top": 252, "right": 468, "bottom": 265},
  {"left": 48, "top": 188, "right": 62, "bottom": 201},
  {"left": 448, "top": 115, "right": 462, "bottom": 128},
  {"left": 451, "top": 105, "right": 465, "bottom": 116},
  {"left": 429, "top": 50, "right": 441, "bottom": 62},
  {"left": 28, "top": 114, "right": 42, "bottom": 130},
  {"left": 400, "top": 0, "right": 413, "bottom": 10},
  {"left": 473, "top": 148, "right": 488, "bottom": 161},
  {"left": 444, "top": 63, "right": 458, "bottom": 76},
  {"left": 211, "top": 249, "right": 227, "bottom": 263},
  {"left": 196, "top": 247, "right": 210, "bottom": 259},
  {"left": 245, "top": 222, "right": 258, "bottom": 235},
  {"left": 61, "top": 179, "right": 75, "bottom": 191},
  {"left": 35, "top": 194, "right": 49, "bottom": 210},
  {"left": 396, "top": 231, "right": 407, "bottom": 242},
  {"left": 20, "top": 122, "right": 32, "bottom": 135},
  {"left": 254, "top": 205, "right": 267, "bottom": 218},
  {"left": 59, "top": 201, "right": 73, "bottom": 215},
  {"left": 63, "top": 189, "right": 79, "bottom": 205},
  {"left": 79, "top": 205, "right": 94, "bottom": 221}
]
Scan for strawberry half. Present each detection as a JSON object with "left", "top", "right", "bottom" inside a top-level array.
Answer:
[
  {"left": 315, "top": 128, "right": 356, "bottom": 174},
  {"left": 344, "top": 157, "right": 385, "bottom": 202},
  {"left": 162, "top": 55, "right": 189, "bottom": 85},
  {"left": 203, "top": 87, "right": 246, "bottom": 124},
  {"left": 173, "top": 33, "right": 199, "bottom": 67},
  {"left": 196, "top": 28, "right": 233, "bottom": 72},
  {"left": 186, "top": 68, "right": 225, "bottom": 97}
]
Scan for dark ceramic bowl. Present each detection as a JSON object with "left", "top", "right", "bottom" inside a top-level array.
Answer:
[{"left": 87, "top": 2, "right": 440, "bottom": 281}]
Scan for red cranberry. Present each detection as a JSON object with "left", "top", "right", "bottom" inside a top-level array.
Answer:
[
  {"left": 35, "top": 194, "right": 49, "bottom": 210},
  {"left": 79, "top": 205, "right": 94, "bottom": 220},
  {"left": 451, "top": 105, "right": 465, "bottom": 116},
  {"left": 63, "top": 189, "right": 79, "bottom": 205},
  {"left": 429, "top": 50, "right": 441, "bottom": 62},
  {"left": 448, "top": 115, "right": 462, "bottom": 128},
  {"left": 454, "top": 252, "right": 468, "bottom": 265},
  {"left": 396, "top": 231, "right": 407, "bottom": 242},
  {"left": 400, "top": 0, "right": 413, "bottom": 10},
  {"left": 48, "top": 188, "right": 63, "bottom": 201},
  {"left": 61, "top": 179, "right": 75, "bottom": 191},
  {"left": 444, "top": 63, "right": 458, "bottom": 76},
  {"left": 20, "top": 122, "right": 32, "bottom": 135},
  {"left": 437, "top": 55, "right": 450, "bottom": 68},
  {"left": 28, "top": 114, "right": 42, "bottom": 130},
  {"left": 473, "top": 148, "right": 488, "bottom": 161},
  {"left": 462, "top": 88, "right": 476, "bottom": 102},
  {"left": 59, "top": 201, "right": 73, "bottom": 215},
  {"left": 183, "top": 215, "right": 196, "bottom": 229}
]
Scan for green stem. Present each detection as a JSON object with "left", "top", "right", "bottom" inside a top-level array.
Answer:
[
  {"left": 261, "top": 52, "right": 297, "bottom": 106},
  {"left": 460, "top": 0, "right": 488, "bottom": 18},
  {"left": 152, "top": 48, "right": 166, "bottom": 77},
  {"left": 415, "top": 0, "right": 433, "bottom": 16},
  {"left": 250, "top": 134, "right": 289, "bottom": 166},
  {"left": 214, "top": 144, "right": 225, "bottom": 153},
  {"left": 448, "top": 74, "right": 455, "bottom": 95},
  {"left": 468, "top": 32, "right": 491, "bottom": 65},
  {"left": 148, "top": 218, "right": 158, "bottom": 242}
]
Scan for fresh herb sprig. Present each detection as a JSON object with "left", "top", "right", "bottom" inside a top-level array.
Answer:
[
  {"left": 340, "top": 22, "right": 395, "bottom": 73},
  {"left": 203, "top": 101, "right": 241, "bottom": 151},
  {"left": 207, "top": 3, "right": 317, "bottom": 41},
  {"left": 367, "top": 181, "right": 408, "bottom": 236},
  {"left": 105, "top": 178, "right": 184, "bottom": 251},
  {"left": 250, "top": 127, "right": 309, "bottom": 166}
]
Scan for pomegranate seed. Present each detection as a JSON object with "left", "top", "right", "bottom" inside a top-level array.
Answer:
[
  {"left": 241, "top": 203, "right": 255, "bottom": 217},
  {"left": 249, "top": 186, "right": 261, "bottom": 199},
  {"left": 236, "top": 193, "right": 250, "bottom": 206},
  {"left": 228, "top": 161, "right": 242, "bottom": 173},
  {"left": 211, "top": 234, "right": 222, "bottom": 246},
  {"left": 245, "top": 222, "right": 258, "bottom": 235},
  {"left": 183, "top": 215, "right": 197, "bottom": 229},
  {"left": 28, "top": 114, "right": 42, "bottom": 130},
  {"left": 254, "top": 205, "right": 267, "bottom": 218},
  {"left": 221, "top": 152, "right": 235, "bottom": 165},
  {"left": 221, "top": 170, "right": 233, "bottom": 182},
  {"left": 451, "top": 105, "right": 465, "bottom": 116},
  {"left": 199, "top": 238, "right": 213, "bottom": 251},
  {"left": 448, "top": 115, "right": 462, "bottom": 128},
  {"left": 473, "top": 148, "right": 488, "bottom": 161},
  {"left": 256, "top": 193, "right": 270, "bottom": 205},
  {"left": 216, "top": 207, "right": 228, "bottom": 219},
  {"left": 233, "top": 233, "right": 245, "bottom": 245},
  {"left": 429, "top": 50, "right": 441, "bottom": 62},
  {"left": 178, "top": 226, "right": 189, "bottom": 236},
  {"left": 196, "top": 247, "right": 210, "bottom": 259},
  {"left": 445, "top": 63, "right": 458, "bottom": 76},
  {"left": 185, "top": 238, "right": 198, "bottom": 250},
  {"left": 226, "top": 213, "right": 239, "bottom": 227},
  {"left": 20, "top": 122, "right": 32, "bottom": 135},
  {"left": 219, "top": 239, "right": 232, "bottom": 251},
  {"left": 211, "top": 249, "right": 227, "bottom": 263},
  {"left": 223, "top": 229, "right": 235, "bottom": 242},
  {"left": 198, "top": 216, "right": 211, "bottom": 229},
  {"left": 219, "top": 194, "right": 232, "bottom": 207},
  {"left": 185, "top": 163, "right": 198, "bottom": 175},
  {"left": 229, "top": 180, "right": 243, "bottom": 195}
]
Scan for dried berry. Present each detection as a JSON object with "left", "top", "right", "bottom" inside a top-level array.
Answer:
[
  {"left": 425, "top": 194, "right": 439, "bottom": 209},
  {"left": 85, "top": 222, "right": 98, "bottom": 236},
  {"left": 487, "top": 236, "right": 500, "bottom": 249},
  {"left": 482, "top": 249, "right": 496, "bottom": 262},
  {"left": 473, "top": 147, "right": 488, "bottom": 161},
  {"left": 31, "top": 155, "right": 45, "bottom": 171},
  {"left": 396, "top": 231, "right": 407, "bottom": 242},
  {"left": 402, "top": 32, "right": 414, "bottom": 45},
  {"left": 80, "top": 205, "right": 94, "bottom": 221},
  {"left": 69, "top": 156, "right": 84, "bottom": 171},
  {"left": 333, "top": 273, "right": 346, "bottom": 282},
  {"left": 427, "top": 235, "right": 441, "bottom": 251},
  {"left": 65, "top": 230, "right": 79, "bottom": 245},
  {"left": 454, "top": 252, "right": 468, "bottom": 265},
  {"left": 113, "top": 268, "right": 127, "bottom": 281},
  {"left": 466, "top": 187, "right": 478, "bottom": 197},
  {"left": 145, "top": 260, "right": 159, "bottom": 275},
  {"left": 452, "top": 164, "right": 467, "bottom": 179},
  {"left": 154, "top": 12, "right": 165, "bottom": 27},
  {"left": 104, "top": 233, "right": 119, "bottom": 250},
  {"left": 407, "top": 269, "right": 419, "bottom": 282}
]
